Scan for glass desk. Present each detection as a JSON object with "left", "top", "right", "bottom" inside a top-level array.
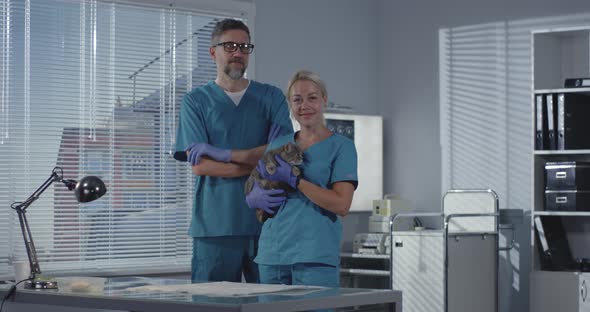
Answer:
[{"left": 1, "top": 277, "right": 402, "bottom": 312}]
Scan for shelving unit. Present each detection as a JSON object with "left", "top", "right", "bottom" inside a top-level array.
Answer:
[
  {"left": 531, "top": 27, "right": 590, "bottom": 312},
  {"left": 339, "top": 268, "right": 390, "bottom": 277},
  {"left": 339, "top": 252, "right": 390, "bottom": 289},
  {"left": 535, "top": 150, "right": 590, "bottom": 155},
  {"left": 340, "top": 252, "right": 390, "bottom": 260}
]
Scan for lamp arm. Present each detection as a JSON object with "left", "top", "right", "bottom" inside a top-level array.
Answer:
[
  {"left": 14, "top": 170, "right": 61, "bottom": 212},
  {"left": 16, "top": 209, "right": 41, "bottom": 278},
  {"left": 11, "top": 169, "right": 62, "bottom": 280}
]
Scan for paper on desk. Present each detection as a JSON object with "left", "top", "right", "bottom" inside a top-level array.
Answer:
[{"left": 125, "top": 281, "right": 323, "bottom": 297}]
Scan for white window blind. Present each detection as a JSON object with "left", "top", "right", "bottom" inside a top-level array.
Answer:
[
  {"left": 0, "top": 0, "right": 247, "bottom": 278},
  {"left": 439, "top": 22, "right": 509, "bottom": 204},
  {"left": 440, "top": 14, "right": 590, "bottom": 211}
]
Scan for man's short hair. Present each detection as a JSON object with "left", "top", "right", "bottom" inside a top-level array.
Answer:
[{"left": 211, "top": 19, "right": 251, "bottom": 44}]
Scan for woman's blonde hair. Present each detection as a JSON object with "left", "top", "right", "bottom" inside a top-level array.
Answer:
[{"left": 286, "top": 70, "right": 328, "bottom": 100}]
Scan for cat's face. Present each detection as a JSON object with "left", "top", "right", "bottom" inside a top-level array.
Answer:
[{"left": 281, "top": 143, "right": 303, "bottom": 166}]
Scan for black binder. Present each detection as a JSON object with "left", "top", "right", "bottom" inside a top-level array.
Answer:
[
  {"left": 545, "top": 93, "right": 557, "bottom": 150},
  {"left": 556, "top": 92, "right": 590, "bottom": 150},
  {"left": 535, "top": 94, "right": 547, "bottom": 150}
]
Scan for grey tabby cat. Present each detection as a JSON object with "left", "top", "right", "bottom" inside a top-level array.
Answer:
[{"left": 244, "top": 142, "right": 304, "bottom": 223}]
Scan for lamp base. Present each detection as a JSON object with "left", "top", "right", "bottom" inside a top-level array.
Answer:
[{"left": 24, "top": 279, "right": 58, "bottom": 290}]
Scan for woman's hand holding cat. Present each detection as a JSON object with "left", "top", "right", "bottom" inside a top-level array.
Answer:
[
  {"left": 245, "top": 180, "right": 286, "bottom": 214},
  {"left": 257, "top": 155, "right": 299, "bottom": 189},
  {"left": 185, "top": 142, "right": 231, "bottom": 165}
]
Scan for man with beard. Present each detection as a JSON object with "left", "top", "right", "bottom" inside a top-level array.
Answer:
[{"left": 174, "top": 19, "right": 293, "bottom": 283}]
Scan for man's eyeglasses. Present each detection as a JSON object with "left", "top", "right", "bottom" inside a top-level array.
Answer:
[{"left": 213, "top": 42, "right": 255, "bottom": 54}]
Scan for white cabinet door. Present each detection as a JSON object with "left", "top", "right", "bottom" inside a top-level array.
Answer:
[
  {"left": 392, "top": 231, "right": 444, "bottom": 312},
  {"left": 579, "top": 275, "right": 590, "bottom": 312},
  {"left": 531, "top": 271, "right": 590, "bottom": 312}
]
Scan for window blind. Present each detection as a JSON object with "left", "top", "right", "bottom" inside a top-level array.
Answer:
[
  {"left": 0, "top": 0, "right": 246, "bottom": 278},
  {"left": 439, "top": 22, "right": 509, "bottom": 204}
]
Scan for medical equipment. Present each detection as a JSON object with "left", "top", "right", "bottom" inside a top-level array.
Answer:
[
  {"left": 372, "top": 196, "right": 410, "bottom": 217},
  {"left": 353, "top": 233, "right": 389, "bottom": 255},
  {"left": 368, "top": 215, "right": 390, "bottom": 233},
  {"left": 369, "top": 196, "right": 410, "bottom": 233}
]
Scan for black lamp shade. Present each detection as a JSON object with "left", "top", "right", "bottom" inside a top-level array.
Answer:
[{"left": 74, "top": 176, "right": 107, "bottom": 203}]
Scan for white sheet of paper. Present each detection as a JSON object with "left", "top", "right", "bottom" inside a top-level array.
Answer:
[{"left": 126, "top": 281, "right": 323, "bottom": 297}]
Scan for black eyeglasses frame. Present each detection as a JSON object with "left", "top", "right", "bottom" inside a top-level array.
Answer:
[{"left": 212, "top": 41, "right": 255, "bottom": 54}]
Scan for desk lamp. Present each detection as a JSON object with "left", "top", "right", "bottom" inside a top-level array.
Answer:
[{"left": 10, "top": 167, "right": 107, "bottom": 289}]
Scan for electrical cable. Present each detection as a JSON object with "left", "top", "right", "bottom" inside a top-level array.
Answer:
[{"left": 0, "top": 278, "right": 32, "bottom": 312}]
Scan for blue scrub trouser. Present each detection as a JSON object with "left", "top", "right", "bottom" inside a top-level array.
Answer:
[
  {"left": 258, "top": 263, "right": 339, "bottom": 287},
  {"left": 192, "top": 236, "right": 259, "bottom": 283}
]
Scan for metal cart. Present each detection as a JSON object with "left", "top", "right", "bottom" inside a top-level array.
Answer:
[{"left": 389, "top": 189, "right": 500, "bottom": 312}]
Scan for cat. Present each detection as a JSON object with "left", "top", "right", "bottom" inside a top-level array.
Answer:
[{"left": 244, "top": 142, "right": 304, "bottom": 223}]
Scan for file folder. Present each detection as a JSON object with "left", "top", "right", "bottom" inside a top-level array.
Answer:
[
  {"left": 545, "top": 94, "right": 557, "bottom": 150},
  {"left": 556, "top": 92, "right": 590, "bottom": 150},
  {"left": 535, "top": 94, "right": 547, "bottom": 150}
]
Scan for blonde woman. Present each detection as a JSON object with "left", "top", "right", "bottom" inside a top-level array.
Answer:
[{"left": 246, "top": 70, "right": 358, "bottom": 287}]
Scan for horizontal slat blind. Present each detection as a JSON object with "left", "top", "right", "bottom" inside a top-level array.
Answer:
[
  {"left": 440, "top": 22, "right": 508, "bottom": 204},
  {"left": 1, "top": 0, "right": 243, "bottom": 278}
]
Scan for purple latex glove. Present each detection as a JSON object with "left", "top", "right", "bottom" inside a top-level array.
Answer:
[
  {"left": 267, "top": 124, "right": 282, "bottom": 144},
  {"left": 185, "top": 142, "right": 231, "bottom": 165},
  {"left": 256, "top": 155, "right": 299, "bottom": 189},
  {"left": 245, "top": 180, "right": 286, "bottom": 214}
]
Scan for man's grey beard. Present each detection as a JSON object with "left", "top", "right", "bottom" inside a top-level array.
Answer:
[{"left": 224, "top": 66, "right": 245, "bottom": 80}]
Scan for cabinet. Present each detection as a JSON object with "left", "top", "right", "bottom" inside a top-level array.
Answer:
[
  {"left": 531, "top": 27, "right": 590, "bottom": 312},
  {"left": 531, "top": 271, "right": 590, "bottom": 312},
  {"left": 391, "top": 229, "right": 497, "bottom": 312},
  {"left": 391, "top": 231, "right": 444, "bottom": 312}
]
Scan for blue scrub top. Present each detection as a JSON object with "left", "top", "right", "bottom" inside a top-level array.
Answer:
[
  {"left": 175, "top": 80, "right": 293, "bottom": 238},
  {"left": 255, "top": 132, "right": 358, "bottom": 266}
]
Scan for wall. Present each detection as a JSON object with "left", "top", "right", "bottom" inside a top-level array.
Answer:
[{"left": 253, "top": 0, "right": 379, "bottom": 115}]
